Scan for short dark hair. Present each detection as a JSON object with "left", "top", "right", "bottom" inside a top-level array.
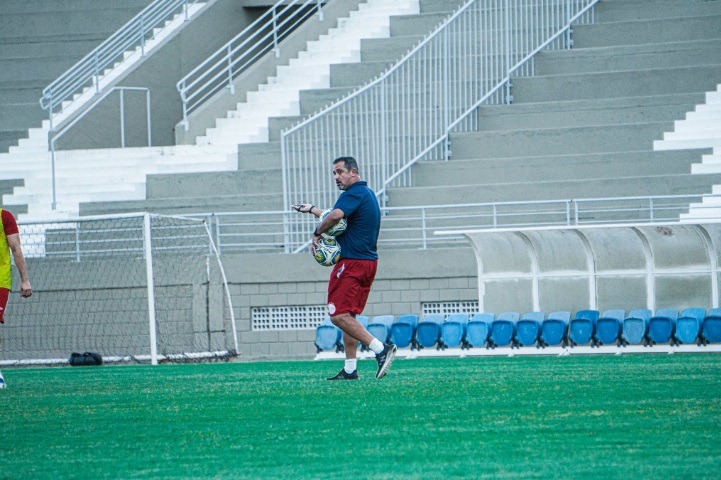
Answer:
[{"left": 333, "top": 156, "right": 359, "bottom": 173}]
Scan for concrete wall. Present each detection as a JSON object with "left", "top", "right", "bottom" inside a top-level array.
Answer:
[{"left": 1, "top": 244, "right": 478, "bottom": 362}]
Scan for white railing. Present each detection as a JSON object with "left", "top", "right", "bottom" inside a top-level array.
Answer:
[
  {"left": 177, "top": 193, "right": 708, "bottom": 253},
  {"left": 177, "top": 0, "right": 325, "bottom": 130},
  {"left": 39, "top": 0, "right": 199, "bottom": 130},
  {"left": 281, "top": 0, "right": 599, "bottom": 251}
]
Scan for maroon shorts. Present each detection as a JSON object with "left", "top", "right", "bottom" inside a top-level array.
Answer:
[
  {"left": 0, "top": 288, "right": 9, "bottom": 323},
  {"left": 327, "top": 258, "right": 378, "bottom": 316}
]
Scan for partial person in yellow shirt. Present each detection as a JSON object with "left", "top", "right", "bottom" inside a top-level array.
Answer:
[{"left": 0, "top": 209, "right": 32, "bottom": 388}]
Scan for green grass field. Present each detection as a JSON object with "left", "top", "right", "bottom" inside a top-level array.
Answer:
[{"left": 2, "top": 354, "right": 721, "bottom": 479}]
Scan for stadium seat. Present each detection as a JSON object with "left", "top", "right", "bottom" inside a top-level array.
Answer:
[
  {"left": 390, "top": 314, "right": 419, "bottom": 349},
  {"left": 466, "top": 313, "right": 494, "bottom": 348},
  {"left": 674, "top": 307, "right": 706, "bottom": 345},
  {"left": 315, "top": 317, "right": 341, "bottom": 353},
  {"left": 441, "top": 313, "right": 469, "bottom": 348},
  {"left": 540, "top": 311, "right": 570, "bottom": 346},
  {"left": 516, "top": 312, "right": 545, "bottom": 347},
  {"left": 702, "top": 308, "right": 721, "bottom": 344},
  {"left": 595, "top": 309, "right": 626, "bottom": 346},
  {"left": 416, "top": 314, "right": 445, "bottom": 349},
  {"left": 490, "top": 312, "right": 520, "bottom": 347},
  {"left": 648, "top": 308, "right": 678, "bottom": 344},
  {"left": 367, "top": 315, "right": 394, "bottom": 343},
  {"left": 568, "top": 310, "right": 600, "bottom": 346},
  {"left": 622, "top": 309, "right": 652, "bottom": 345}
]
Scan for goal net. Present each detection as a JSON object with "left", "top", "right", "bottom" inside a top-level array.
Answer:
[{"left": 0, "top": 213, "right": 237, "bottom": 365}]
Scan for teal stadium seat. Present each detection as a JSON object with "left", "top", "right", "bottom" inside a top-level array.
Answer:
[
  {"left": 622, "top": 309, "right": 652, "bottom": 345},
  {"left": 595, "top": 309, "right": 626, "bottom": 345},
  {"left": 516, "top": 312, "right": 545, "bottom": 347},
  {"left": 466, "top": 313, "right": 494, "bottom": 348},
  {"left": 675, "top": 307, "right": 706, "bottom": 345},
  {"left": 648, "top": 308, "right": 678, "bottom": 344},
  {"left": 416, "top": 314, "right": 444, "bottom": 349},
  {"left": 541, "top": 311, "right": 570, "bottom": 346},
  {"left": 314, "top": 317, "right": 341, "bottom": 353},
  {"left": 490, "top": 312, "right": 520, "bottom": 347},
  {"left": 441, "top": 313, "right": 469, "bottom": 348},
  {"left": 390, "top": 314, "right": 419, "bottom": 349},
  {"left": 702, "top": 308, "right": 721, "bottom": 344},
  {"left": 569, "top": 310, "right": 599, "bottom": 346}
]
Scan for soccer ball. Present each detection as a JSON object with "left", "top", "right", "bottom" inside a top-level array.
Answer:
[
  {"left": 312, "top": 237, "right": 341, "bottom": 267},
  {"left": 319, "top": 209, "right": 347, "bottom": 237}
]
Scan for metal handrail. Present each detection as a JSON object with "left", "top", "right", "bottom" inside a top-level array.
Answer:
[
  {"left": 167, "top": 193, "right": 711, "bottom": 254},
  {"left": 280, "top": 0, "right": 600, "bottom": 252},
  {"left": 40, "top": 0, "right": 198, "bottom": 130},
  {"left": 49, "top": 87, "right": 152, "bottom": 210},
  {"left": 176, "top": 0, "right": 324, "bottom": 130}
]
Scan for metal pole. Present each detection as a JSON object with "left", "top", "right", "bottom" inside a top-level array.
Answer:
[
  {"left": 227, "top": 44, "right": 235, "bottom": 93},
  {"left": 421, "top": 208, "right": 428, "bottom": 249},
  {"left": 50, "top": 139, "right": 57, "bottom": 210},
  {"left": 272, "top": 7, "right": 280, "bottom": 58},
  {"left": 120, "top": 89, "right": 126, "bottom": 148},
  {"left": 143, "top": 213, "right": 158, "bottom": 365},
  {"left": 75, "top": 224, "right": 81, "bottom": 262},
  {"left": 146, "top": 89, "right": 152, "bottom": 146},
  {"left": 317, "top": 0, "right": 324, "bottom": 22}
]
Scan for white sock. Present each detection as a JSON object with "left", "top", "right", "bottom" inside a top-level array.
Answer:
[
  {"left": 344, "top": 359, "right": 357, "bottom": 374},
  {"left": 369, "top": 338, "right": 384, "bottom": 354}
]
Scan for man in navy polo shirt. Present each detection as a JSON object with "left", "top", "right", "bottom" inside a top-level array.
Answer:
[{"left": 293, "top": 156, "right": 397, "bottom": 380}]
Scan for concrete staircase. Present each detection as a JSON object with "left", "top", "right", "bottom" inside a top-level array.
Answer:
[
  {"left": 79, "top": 0, "right": 465, "bottom": 217},
  {"left": 0, "top": 0, "right": 209, "bottom": 219},
  {"left": 388, "top": 0, "right": 721, "bottom": 225},
  {"left": 0, "top": 0, "right": 152, "bottom": 154}
]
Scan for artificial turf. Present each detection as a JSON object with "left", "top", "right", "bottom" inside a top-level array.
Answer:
[{"left": 2, "top": 354, "right": 721, "bottom": 479}]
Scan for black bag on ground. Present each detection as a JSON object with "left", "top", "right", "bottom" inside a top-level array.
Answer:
[{"left": 68, "top": 352, "right": 103, "bottom": 366}]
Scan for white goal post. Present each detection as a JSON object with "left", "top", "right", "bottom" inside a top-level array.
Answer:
[{"left": 0, "top": 212, "right": 237, "bottom": 366}]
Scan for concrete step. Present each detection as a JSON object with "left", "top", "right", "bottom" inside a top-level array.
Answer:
[
  {"left": 0, "top": 0, "right": 149, "bottom": 14},
  {"left": 596, "top": 0, "right": 721, "bottom": 23},
  {"left": 475, "top": 94, "right": 703, "bottom": 131},
  {"left": 0, "top": 56, "right": 81, "bottom": 83},
  {"left": 360, "top": 35, "right": 423, "bottom": 62},
  {"left": 0, "top": 9, "right": 147, "bottom": 39},
  {"left": 389, "top": 11, "right": 449, "bottom": 37},
  {"left": 79, "top": 190, "right": 286, "bottom": 217},
  {"left": 411, "top": 150, "right": 706, "bottom": 186},
  {"left": 0, "top": 39, "right": 101, "bottom": 60},
  {"left": 535, "top": 39, "right": 721, "bottom": 76},
  {"left": 450, "top": 122, "right": 674, "bottom": 159},
  {"left": 236, "top": 142, "right": 282, "bottom": 170},
  {"left": 418, "top": 0, "right": 466, "bottom": 14},
  {"left": 299, "top": 87, "right": 355, "bottom": 115},
  {"left": 146, "top": 169, "right": 282, "bottom": 199},
  {"left": 388, "top": 173, "right": 721, "bottom": 207},
  {"left": 573, "top": 15, "right": 721, "bottom": 48},
  {"left": 512, "top": 65, "right": 721, "bottom": 103},
  {"left": 330, "top": 60, "right": 395, "bottom": 88}
]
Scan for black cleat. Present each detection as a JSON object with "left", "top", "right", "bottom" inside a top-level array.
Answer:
[
  {"left": 327, "top": 369, "right": 358, "bottom": 381},
  {"left": 375, "top": 343, "right": 398, "bottom": 379}
]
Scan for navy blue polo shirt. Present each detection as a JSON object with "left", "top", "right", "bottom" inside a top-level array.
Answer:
[{"left": 333, "top": 181, "right": 381, "bottom": 260}]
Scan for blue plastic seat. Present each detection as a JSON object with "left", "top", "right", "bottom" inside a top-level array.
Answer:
[
  {"left": 648, "top": 308, "right": 678, "bottom": 344},
  {"left": 569, "top": 310, "right": 600, "bottom": 346},
  {"left": 702, "top": 307, "right": 721, "bottom": 344},
  {"left": 675, "top": 307, "right": 706, "bottom": 345},
  {"left": 367, "top": 315, "right": 394, "bottom": 343},
  {"left": 541, "top": 311, "right": 570, "bottom": 346},
  {"left": 595, "top": 309, "right": 625, "bottom": 345},
  {"left": 622, "top": 309, "right": 652, "bottom": 345},
  {"left": 441, "top": 313, "right": 469, "bottom": 348},
  {"left": 516, "top": 312, "right": 544, "bottom": 347},
  {"left": 490, "top": 312, "right": 520, "bottom": 347},
  {"left": 466, "top": 313, "right": 494, "bottom": 347},
  {"left": 390, "top": 314, "right": 419, "bottom": 349},
  {"left": 314, "top": 317, "right": 341, "bottom": 352},
  {"left": 416, "top": 314, "right": 445, "bottom": 348}
]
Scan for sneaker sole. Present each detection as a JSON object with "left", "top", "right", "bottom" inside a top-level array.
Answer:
[{"left": 375, "top": 345, "right": 397, "bottom": 379}]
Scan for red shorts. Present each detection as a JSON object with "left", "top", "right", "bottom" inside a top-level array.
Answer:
[
  {"left": 0, "top": 288, "right": 8, "bottom": 324},
  {"left": 327, "top": 258, "right": 378, "bottom": 316}
]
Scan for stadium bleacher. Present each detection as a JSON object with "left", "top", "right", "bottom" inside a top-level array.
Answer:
[{"left": 4, "top": 0, "right": 721, "bottom": 363}]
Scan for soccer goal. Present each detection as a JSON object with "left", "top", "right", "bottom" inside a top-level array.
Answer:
[{"left": 0, "top": 213, "right": 237, "bottom": 366}]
